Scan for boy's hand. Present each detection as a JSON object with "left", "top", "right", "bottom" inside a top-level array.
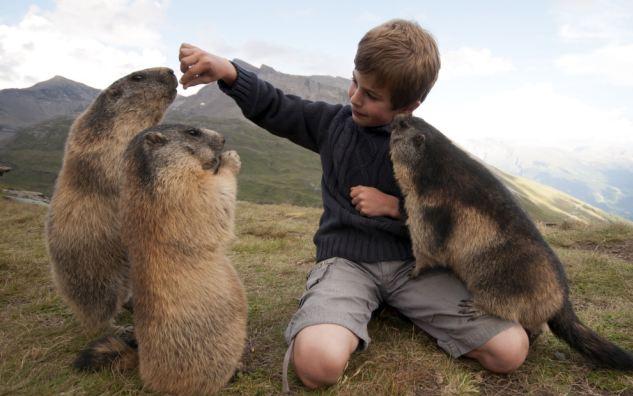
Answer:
[
  {"left": 178, "top": 43, "right": 237, "bottom": 89},
  {"left": 350, "top": 186, "right": 401, "bottom": 219}
]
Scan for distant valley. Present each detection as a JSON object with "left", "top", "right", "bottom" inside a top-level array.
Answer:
[{"left": 462, "top": 140, "right": 633, "bottom": 220}]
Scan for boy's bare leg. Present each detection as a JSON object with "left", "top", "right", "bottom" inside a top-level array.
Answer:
[
  {"left": 292, "top": 324, "right": 359, "bottom": 389},
  {"left": 465, "top": 324, "right": 529, "bottom": 373}
]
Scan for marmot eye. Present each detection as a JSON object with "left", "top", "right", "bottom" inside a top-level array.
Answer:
[
  {"left": 131, "top": 74, "right": 145, "bottom": 81},
  {"left": 187, "top": 129, "right": 201, "bottom": 137}
]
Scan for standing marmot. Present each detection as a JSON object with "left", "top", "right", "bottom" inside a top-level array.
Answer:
[
  {"left": 46, "top": 68, "right": 177, "bottom": 333},
  {"left": 120, "top": 124, "right": 247, "bottom": 395},
  {"left": 389, "top": 114, "right": 633, "bottom": 370}
]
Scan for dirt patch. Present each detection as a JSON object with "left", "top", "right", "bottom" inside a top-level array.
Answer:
[{"left": 572, "top": 239, "right": 633, "bottom": 262}]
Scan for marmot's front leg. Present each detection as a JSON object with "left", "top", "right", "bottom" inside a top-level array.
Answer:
[
  {"left": 409, "top": 251, "right": 439, "bottom": 278},
  {"left": 219, "top": 150, "right": 241, "bottom": 176}
]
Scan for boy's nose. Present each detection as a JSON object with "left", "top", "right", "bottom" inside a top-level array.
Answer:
[{"left": 349, "top": 89, "right": 362, "bottom": 107}]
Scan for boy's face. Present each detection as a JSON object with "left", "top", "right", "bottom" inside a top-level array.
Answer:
[{"left": 348, "top": 70, "right": 401, "bottom": 127}]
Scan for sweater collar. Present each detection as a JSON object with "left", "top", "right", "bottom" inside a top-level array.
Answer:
[{"left": 359, "top": 123, "right": 391, "bottom": 135}]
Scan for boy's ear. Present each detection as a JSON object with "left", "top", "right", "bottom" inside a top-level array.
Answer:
[{"left": 401, "top": 100, "right": 421, "bottom": 114}]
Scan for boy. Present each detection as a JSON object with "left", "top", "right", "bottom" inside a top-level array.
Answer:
[{"left": 179, "top": 19, "right": 529, "bottom": 390}]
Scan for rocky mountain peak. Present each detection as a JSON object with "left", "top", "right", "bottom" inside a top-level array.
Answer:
[{"left": 0, "top": 75, "right": 99, "bottom": 127}]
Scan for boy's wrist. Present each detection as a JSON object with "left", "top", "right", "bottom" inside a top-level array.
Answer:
[
  {"left": 221, "top": 60, "right": 238, "bottom": 87},
  {"left": 387, "top": 194, "right": 401, "bottom": 219}
]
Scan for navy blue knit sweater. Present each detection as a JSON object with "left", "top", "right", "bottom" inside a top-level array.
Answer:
[{"left": 219, "top": 63, "right": 413, "bottom": 263}]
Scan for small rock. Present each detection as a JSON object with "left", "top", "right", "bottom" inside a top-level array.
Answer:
[{"left": 553, "top": 351, "right": 567, "bottom": 361}]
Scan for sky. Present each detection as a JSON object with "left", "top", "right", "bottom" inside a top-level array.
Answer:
[{"left": 1, "top": 0, "right": 632, "bottom": 152}]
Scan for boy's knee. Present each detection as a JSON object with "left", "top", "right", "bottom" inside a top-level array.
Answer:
[
  {"left": 292, "top": 324, "right": 359, "bottom": 389},
  {"left": 467, "top": 324, "right": 529, "bottom": 374}
]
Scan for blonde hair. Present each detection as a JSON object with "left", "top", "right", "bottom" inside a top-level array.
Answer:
[{"left": 354, "top": 19, "right": 440, "bottom": 109}]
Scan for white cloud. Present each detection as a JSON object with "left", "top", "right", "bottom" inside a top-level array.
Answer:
[
  {"left": 197, "top": 34, "right": 353, "bottom": 80},
  {"left": 440, "top": 47, "right": 515, "bottom": 80},
  {"left": 555, "top": 0, "right": 633, "bottom": 42},
  {"left": 556, "top": 43, "right": 633, "bottom": 86},
  {"left": 421, "top": 82, "right": 633, "bottom": 149},
  {"left": 0, "top": 0, "right": 169, "bottom": 90},
  {"left": 554, "top": 1, "right": 633, "bottom": 86}
]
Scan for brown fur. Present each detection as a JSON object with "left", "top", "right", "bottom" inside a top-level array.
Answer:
[
  {"left": 46, "top": 68, "right": 177, "bottom": 334},
  {"left": 390, "top": 114, "right": 633, "bottom": 370},
  {"left": 121, "top": 124, "right": 247, "bottom": 395}
]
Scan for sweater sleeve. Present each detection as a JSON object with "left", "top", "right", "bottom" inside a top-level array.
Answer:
[{"left": 218, "top": 62, "right": 344, "bottom": 154}]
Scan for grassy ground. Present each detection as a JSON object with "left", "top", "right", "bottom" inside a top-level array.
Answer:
[{"left": 1, "top": 197, "right": 632, "bottom": 395}]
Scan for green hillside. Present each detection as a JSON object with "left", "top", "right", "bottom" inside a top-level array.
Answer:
[
  {"left": 0, "top": 116, "right": 323, "bottom": 207},
  {"left": 492, "top": 169, "right": 623, "bottom": 224},
  {"left": 0, "top": 117, "right": 70, "bottom": 195}
]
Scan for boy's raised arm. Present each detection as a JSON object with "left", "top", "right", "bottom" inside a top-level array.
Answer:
[{"left": 177, "top": 43, "right": 343, "bottom": 154}]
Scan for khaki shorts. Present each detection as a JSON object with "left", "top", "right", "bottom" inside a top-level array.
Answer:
[{"left": 284, "top": 257, "right": 515, "bottom": 357}]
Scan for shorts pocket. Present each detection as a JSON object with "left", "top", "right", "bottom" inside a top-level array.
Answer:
[
  {"left": 305, "top": 258, "right": 334, "bottom": 290},
  {"left": 298, "top": 258, "right": 335, "bottom": 307}
]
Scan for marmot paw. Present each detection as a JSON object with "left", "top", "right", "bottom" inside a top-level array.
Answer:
[
  {"left": 458, "top": 299, "right": 487, "bottom": 321},
  {"left": 220, "top": 150, "right": 241, "bottom": 173},
  {"left": 409, "top": 265, "right": 423, "bottom": 278}
]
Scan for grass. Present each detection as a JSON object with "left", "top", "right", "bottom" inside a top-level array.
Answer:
[{"left": 1, "top": 198, "right": 632, "bottom": 395}]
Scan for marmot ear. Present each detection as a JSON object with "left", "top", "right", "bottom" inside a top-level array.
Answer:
[
  {"left": 108, "top": 87, "right": 122, "bottom": 99},
  {"left": 413, "top": 133, "right": 425, "bottom": 147},
  {"left": 145, "top": 131, "right": 168, "bottom": 145}
]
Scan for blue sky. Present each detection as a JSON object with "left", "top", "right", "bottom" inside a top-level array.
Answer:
[{"left": 1, "top": 0, "right": 632, "bottom": 152}]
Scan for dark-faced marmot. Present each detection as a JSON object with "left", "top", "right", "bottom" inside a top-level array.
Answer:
[
  {"left": 45, "top": 68, "right": 177, "bottom": 333},
  {"left": 120, "top": 124, "right": 247, "bottom": 395},
  {"left": 389, "top": 114, "right": 633, "bottom": 370}
]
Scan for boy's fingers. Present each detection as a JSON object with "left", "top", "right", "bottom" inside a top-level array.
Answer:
[
  {"left": 180, "top": 62, "right": 208, "bottom": 85},
  {"left": 180, "top": 53, "right": 199, "bottom": 73},
  {"left": 182, "top": 74, "right": 213, "bottom": 89},
  {"left": 179, "top": 43, "right": 197, "bottom": 55},
  {"left": 179, "top": 47, "right": 197, "bottom": 61},
  {"left": 350, "top": 185, "right": 364, "bottom": 195}
]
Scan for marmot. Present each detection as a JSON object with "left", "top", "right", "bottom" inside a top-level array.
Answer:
[
  {"left": 120, "top": 124, "right": 247, "bottom": 395},
  {"left": 389, "top": 114, "right": 633, "bottom": 370},
  {"left": 45, "top": 68, "right": 177, "bottom": 333}
]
